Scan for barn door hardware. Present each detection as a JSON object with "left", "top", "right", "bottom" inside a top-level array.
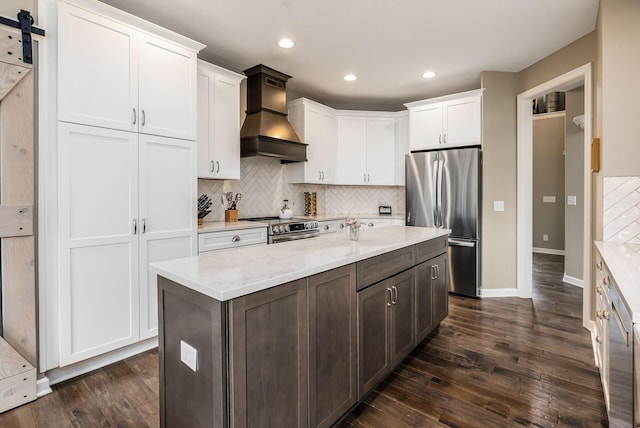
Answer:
[{"left": 0, "top": 10, "right": 45, "bottom": 65}]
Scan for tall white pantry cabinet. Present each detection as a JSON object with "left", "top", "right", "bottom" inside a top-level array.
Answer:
[{"left": 40, "top": 0, "right": 204, "bottom": 373}]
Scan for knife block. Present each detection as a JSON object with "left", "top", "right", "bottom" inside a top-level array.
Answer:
[{"left": 225, "top": 209, "right": 238, "bottom": 222}]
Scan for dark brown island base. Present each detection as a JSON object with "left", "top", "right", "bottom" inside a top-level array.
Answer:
[{"left": 151, "top": 226, "right": 449, "bottom": 427}]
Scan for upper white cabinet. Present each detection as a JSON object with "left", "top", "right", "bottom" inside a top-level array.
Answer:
[
  {"left": 286, "top": 98, "right": 337, "bottom": 184},
  {"left": 197, "top": 61, "right": 244, "bottom": 179},
  {"left": 335, "top": 112, "right": 397, "bottom": 186},
  {"left": 404, "top": 89, "right": 484, "bottom": 151},
  {"left": 58, "top": 1, "right": 201, "bottom": 141}
]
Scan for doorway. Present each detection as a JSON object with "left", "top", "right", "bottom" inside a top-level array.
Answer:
[{"left": 516, "top": 63, "right": 593, "bottom": 329}]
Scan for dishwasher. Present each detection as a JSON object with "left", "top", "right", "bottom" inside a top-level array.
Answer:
[{"left": 609, "top": 282, "right": 633, "bottom": 427}]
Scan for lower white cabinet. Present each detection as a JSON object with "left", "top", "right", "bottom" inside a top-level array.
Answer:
[
  {"left": 318, "top": 220, "right": 339, "bottom": 234},
  {"left": 198, "top": 228, "right": 268, "bottom": 253},
  {"left": 58, "top": 123, "right": 196, "bottom": 365}
]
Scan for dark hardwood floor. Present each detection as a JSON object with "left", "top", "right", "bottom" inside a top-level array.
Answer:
[{"left": 0, "top": 253, "right": 607, "bottom": 427}]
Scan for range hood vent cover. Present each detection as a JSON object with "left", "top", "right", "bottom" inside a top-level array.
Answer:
[{"left": 240, "top": 64, "right": 307, "bottom": 163}]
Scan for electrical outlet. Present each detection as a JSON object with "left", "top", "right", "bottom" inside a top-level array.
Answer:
[
  {"left": 493, "top": 201, "right": 505, "bottom": 212},
  {"left": 567, "top": 196, "right": 577, "bottom": 206},
  {"left": 180, "top": 340, "right": 198, "bottom": 372},
  {"left": 543, "top": 196, "right": 556, "bottom": 203},
  {"left": 543, "top": 234, "right": 549, "bottom": 242}
]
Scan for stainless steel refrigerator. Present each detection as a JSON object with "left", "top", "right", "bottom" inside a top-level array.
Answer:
[{"left": 406, "top": 147, "right": 481, "bottom": 297}]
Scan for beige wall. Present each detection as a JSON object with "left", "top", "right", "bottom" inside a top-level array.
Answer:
[
  {"left": 600, "top": 0, "right": 640, "bottom": 176},
  {"left": 519, "top": 32, "right": 597, "bottom": 93},
  {"left": 0, "top": 0, "right": 37, "bottom": 21},
  {"left": 565, "top": 87, "right": 585, "bottom": 280},
  {"left": 480, "top": 71, "right": 519, "bottom": 290},
  {"left": 532, "top": 115, "right": 565, "bottom": 250}
]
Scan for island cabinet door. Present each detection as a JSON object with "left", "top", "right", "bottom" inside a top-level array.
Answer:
[
  {"left": 415, "top": 262, "right": 435, "bottom": 343},
  {"left": 308, "top": 265, "right": 357, "bottom": 428},
  {"left": 229, "top": 278, "right": 308, "bottom": 428},
  {"left": 357, "top": 279, "right": 392, "bottom": 399},
  {"left": 390, "top": 269, "right": 416, "bottom": 368},
  {"left": 432, "top": 253, "right": 449, "bottom": 325}
]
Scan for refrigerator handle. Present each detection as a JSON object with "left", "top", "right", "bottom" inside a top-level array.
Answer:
[
  {"left": 448, "top": 238, "right": 476, "bottom": 247},
  {"left": 433, "top": 157, "right": 440, "bottom": 227},
  {"left": 436, "top": 158, "right": 444, "bottom": 227}
]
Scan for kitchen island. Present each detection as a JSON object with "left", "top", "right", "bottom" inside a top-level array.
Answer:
[{"left": 151, "top": 226, "right": 450, "bottom": 428}]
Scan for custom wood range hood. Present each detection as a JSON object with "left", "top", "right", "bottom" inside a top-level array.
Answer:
[{"left": 239, "top": 64, "right": 308, "bottom": 163}]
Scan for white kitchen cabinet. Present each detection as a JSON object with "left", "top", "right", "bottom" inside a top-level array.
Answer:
[
  {"left": 138, "top": 135, "right": 197, "bottom": 339},
  {"left": 335, "top": 113, "right": 397, "bottom": 186},
  {"left": 286, "top": 98, "right": 337, "bottom": 184},
  {"left": 198, "top": 228, "right": 267, "bottom": 253},
  {"left": 404, "top": 89, "right": 484, "bottom": 151},
  {"left": 58, "top": 1, "right": 201, "bottom": 140},
  {"left": 395, "top": 113, "right": 410, "bottom": 186},
  {"left": 197, "top": 61, "right": 244, "bottom": 179},
  {"left": 318, "top": 220, "right": 339, "bottom": 234},
  {"left": 58, "top": 123, "right": 197, "bottom": 364}
]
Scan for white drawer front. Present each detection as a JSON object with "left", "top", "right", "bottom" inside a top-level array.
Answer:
[
  {"left": 318, "top": 221, "right": 338, "bottom": 234},
  {"left": 199, "top": 228, "right": 267, "bottom": 253}
]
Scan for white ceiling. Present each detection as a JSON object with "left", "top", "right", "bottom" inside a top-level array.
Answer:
[{"left": 99, "top": 0, "right": 599, "bottom": 110}]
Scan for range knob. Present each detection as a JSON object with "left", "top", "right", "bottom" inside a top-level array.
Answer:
[
  {"left": 273, "top": 226, "right": 281, "bottom": 234},
  {"left": 284, "top": 225, "right": 290, "bottom": 232}
]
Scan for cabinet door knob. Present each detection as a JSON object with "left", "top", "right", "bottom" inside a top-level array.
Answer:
[
  {"left": 232, "top": 235, "right": 241, "bottom": 242},
  {"left": 324, "top": 225, "right": 329, "bottom": 230},
  {"left": 596, "top": 261, "right": 603, "bottom": 270},
  {"left": 603, "top": 310, "right": 609, "bottom": 320},
  {"left": 596, "top": 335, "right": 602, "bottom": 344},
  {"left": 603, "top": 276, "right": 610, "bottom": 286},
  {"left": 368, "top": 222, "right": 374, "bottom": 227},
  {"left": 596, "top": 286, "right": 603, "bottom": 294}
]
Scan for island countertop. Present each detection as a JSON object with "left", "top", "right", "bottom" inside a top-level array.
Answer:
[{"left": 151, "top": 226, "right": 449, "bottom": 301}]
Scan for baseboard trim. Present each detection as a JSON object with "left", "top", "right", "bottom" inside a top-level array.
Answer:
[
  {"left": 44, "top": 337, "right": 158, "bottom": 386},
  {"left": 563, "top": 273, "right": 584, "bottom": 288},
  {"left": 532, "top": 247, "right": 565, "bottom": 256},
  {"left": 36, "top": 377, "right": 52, "bottom": 397},
  {"left": 481, "top": 288, "right": 519, "bottom": 298}
]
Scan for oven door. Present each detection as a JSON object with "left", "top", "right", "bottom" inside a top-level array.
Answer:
[{"left": 271, "top": 230, "right": 320, "bottom": 244}]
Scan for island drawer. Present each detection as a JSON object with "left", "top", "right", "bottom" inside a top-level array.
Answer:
[
  {"left": 198, "top": 228, "right": 268, "bottom": 253},
  {"left": 415, "top": 236, "right": 448, "bottom": 264},
  {"left": 356, "top": 246, "right": 415, "bottom": 291}
]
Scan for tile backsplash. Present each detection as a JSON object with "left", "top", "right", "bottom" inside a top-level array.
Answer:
[
  {"left": 198, "top": 157, "right": 405, "bottom": 222},
  {"left": 603, "top": 176, "right": 640, "bottom": 243}
]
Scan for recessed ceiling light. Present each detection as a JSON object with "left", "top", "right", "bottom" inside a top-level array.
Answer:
[
  {"left": 422, "top": 71, "right": 437, "bottom": 79},
  {"left": 344, "top": 74, "right": 357, "bottom": 81},
  {"left": 277, "top": 38, "right": 295, "bottom": 49}
]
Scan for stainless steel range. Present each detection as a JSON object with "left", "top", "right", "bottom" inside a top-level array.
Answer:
[{"left": 243, "top": 217, "right": 319, "bottom": 244}]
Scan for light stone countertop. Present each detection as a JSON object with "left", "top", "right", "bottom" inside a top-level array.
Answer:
[
  {"left": 198, "top": 220, "right": 269, "bottom": 233},
  {"left": 152, "top": 226, "right": 448, "bottom": 302},
  {"left": 595, "top": 241, "right": 640, "bottom": 323}
]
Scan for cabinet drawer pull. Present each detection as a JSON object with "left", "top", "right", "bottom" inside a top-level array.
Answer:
[
  {"left": 435, "top": 264, "right": 440, "bottom": 279},
  {"left": 324, "top": 225, "right": 329, "bottom": 230},
  {"left": 387, "top": 288, "right": 392, "bottom": 307},
  {"left": 368, "top": 223, "right": 374, "bottom": 227},
  {"left": 391, "top": 285, "right": 398, "bottom": 304},
  {"left": 232, "top": 235, "right": 241, "bottom": 242}
]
